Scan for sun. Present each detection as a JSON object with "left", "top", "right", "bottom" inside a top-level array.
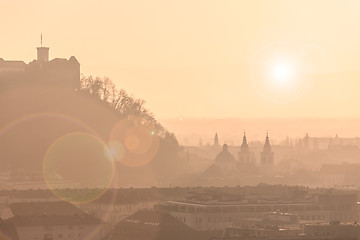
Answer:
[
  {"left": 270, "top": 60, "right": 294, "bottom": 86},
  {"left": 250, "top": 42, "right": 314, "bottom": 103}
]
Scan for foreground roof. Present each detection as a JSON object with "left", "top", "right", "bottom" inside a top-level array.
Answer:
[{"left": 112, "top": 210, "right": 205, "bottom": 240}]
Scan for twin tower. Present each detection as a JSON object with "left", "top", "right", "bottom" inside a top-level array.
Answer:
[{"left": 214, "top": 132, "right": 274, "bottom": 168}]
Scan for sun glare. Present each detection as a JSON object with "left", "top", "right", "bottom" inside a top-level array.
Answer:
[
  {"left": 271, "top": 61, "right": 294, "bottom": 85},
  {"left": 250, "top": 42, "right": 314, "bottom": 103}
]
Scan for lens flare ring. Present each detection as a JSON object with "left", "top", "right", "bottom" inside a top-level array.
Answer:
[{"left": 43, "top": 132, "right": 115, "bottom": 204}]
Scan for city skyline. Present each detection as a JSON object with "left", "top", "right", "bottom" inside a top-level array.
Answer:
[{"left": 3, "top": 2, "right": 360, "bottom": 238}]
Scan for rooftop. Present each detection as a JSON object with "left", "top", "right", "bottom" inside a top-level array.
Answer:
[
  {"left": 6, "top": 214, "right": 101, "bottom": 227},
  {"left": 9, "top": 201, "right": 84, "bottom": 217},
  {"left": 112, "top": 210, "right": 204, "bottom": 240}
]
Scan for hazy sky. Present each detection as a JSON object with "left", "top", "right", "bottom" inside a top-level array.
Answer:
[{"left": 2, "top": 0, "right": 360, "bottom": 118}]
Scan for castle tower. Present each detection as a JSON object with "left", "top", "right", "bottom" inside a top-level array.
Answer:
[
  {"left": 260, "top": 132, "right": 274, "bottom": 174},
  {"left": 238, "top": 131, "right": 255, "bottom": 164},
  {"left": 37, "top": 34, "right": 49, "bottom": 62}
]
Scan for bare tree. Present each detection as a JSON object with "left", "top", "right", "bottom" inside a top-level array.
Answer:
[{"left": 79, "top": 75, "right": 169, "bottom": 137}]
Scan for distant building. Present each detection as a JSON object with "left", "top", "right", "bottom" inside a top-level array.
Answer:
[
  {"left": 214, "top": 144, "right": 236, "bottom": 172},
  {"left": 260, "top": 133, "right": 274, "bottom": 174},
  {"left": 201, "top": 132, "right": 276, "bottom": 183},
  {"left": 156, "top": 191, "right": 357, "bottom": 232},
  {"left": 214, "top": 133, "right": 220, "bottom": 147},
  {"left": 219, "top": 225, "right": 302, "bottom": 239},
  {"left": 301, "top": 133, "right": 360, "bottom": 150},
  {"left": 0, "top": 44, "right": 80, "bottom": 90},
  {"left": 238, "top": 132, "right": 256, "bottom": 164},
  {"left": 156, "top": 200, "right": 331, "bottom": 231},
  {"left": 304, "top": 221, "right": 359, "bottom": 239},
  {"left": 317, "top": 193, "right": 357, "bottom": 223},
  {"left": 233, "top": 211, "right": 300, "bottom": 229},
  {"left": 320, "top": 163, "right": 360, "bottom": 187}
]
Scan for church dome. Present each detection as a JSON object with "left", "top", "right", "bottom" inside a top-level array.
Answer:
[{"left": 215, "top": 144, "right": 235, "bottom": 164}]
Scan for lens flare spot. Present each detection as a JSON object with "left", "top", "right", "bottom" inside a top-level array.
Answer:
[
  {"left": 125, "top": 126, "right": 154, "bottom": 155},
  {"left": 125, "top": 134, "right": 140, "bottom": 153},
  {"left": 109, "top": 119, "right": 160, "bottom": 167},
  {"left": 105, "top": 141, "right": 126, "bottom": 162}
]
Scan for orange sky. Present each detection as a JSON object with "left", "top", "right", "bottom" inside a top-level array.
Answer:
[{"left": 2, "top": 0, "right": 360, "bottom": 118}]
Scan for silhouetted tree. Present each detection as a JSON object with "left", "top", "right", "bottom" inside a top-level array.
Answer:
[
  {"left": 80, "top": 75, "right": 186, "bottom": 184},
  {"left": 80, "top": 75, "right": 166, "bottom": 136}
]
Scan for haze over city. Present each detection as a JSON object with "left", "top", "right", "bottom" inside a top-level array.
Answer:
[
  {"left": 2, "top": 1, "right": 360, "bottom": 240},
  {"left": 2, "top": 0, "right": 360, "bottom": 119}
]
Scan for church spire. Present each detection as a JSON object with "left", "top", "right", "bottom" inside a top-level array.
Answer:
[
  {"left": 241, "top": 130, "right": 249, "bottom": 152},
  {"left": 260, "top": 131, "right": 274, "bottom": 172},
  {"left": 263, "top": 131, "right": 272, "bottom": 152},
  {"left": 214, "top": 132, "right": 219, "bottom": 146}
]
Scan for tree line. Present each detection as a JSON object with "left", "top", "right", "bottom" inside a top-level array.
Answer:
[
  {"left": 81, "top": 75, "right": 172, "bottom": 137},
  {"left": 79, "top": 75, "right": 179, "bottom": 150}
]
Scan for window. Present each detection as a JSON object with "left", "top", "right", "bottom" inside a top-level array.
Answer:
[
  {"left": 44, "top": 226, "right": 52, "bottom": 231},
  {"left": 44, "top": 234, "right": 52, "bottom": 240}
]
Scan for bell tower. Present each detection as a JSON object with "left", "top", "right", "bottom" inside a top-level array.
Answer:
[
  {"left": 260, "top": 132, "right": 274, "bottom": 174},
  {"left": 37, "top": 34, "right": 49, "bottom": 62},
  {"left": 238, "top": 131, "right": 254, "bottom": 164}
]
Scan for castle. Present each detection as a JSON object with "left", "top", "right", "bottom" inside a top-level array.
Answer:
[{"left": 0, "top": 42, "right": 80, "bottom": 90}]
